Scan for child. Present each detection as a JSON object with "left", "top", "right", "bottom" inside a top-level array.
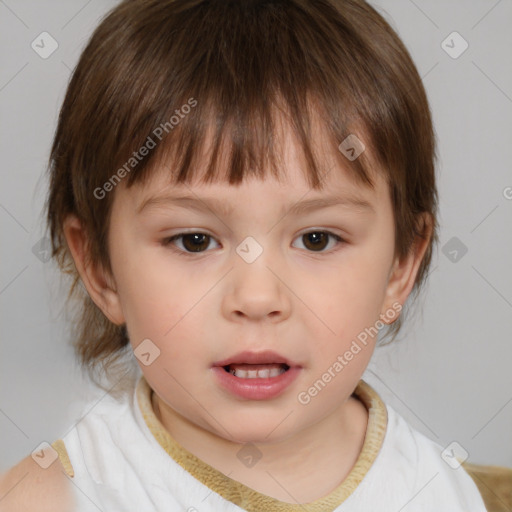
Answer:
[{"left": 0, "top": 0, "right": 488, "bottom": 510}]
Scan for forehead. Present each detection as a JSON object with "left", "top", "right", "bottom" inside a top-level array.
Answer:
[{"left": 121, "top": 171, "right": 389, "bottom": 231}]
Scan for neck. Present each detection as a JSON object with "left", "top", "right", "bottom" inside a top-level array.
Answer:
[{"left": 152, "top": 392, "right": 368, "bottom": 503}]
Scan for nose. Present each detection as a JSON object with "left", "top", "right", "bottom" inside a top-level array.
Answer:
[{"left": 222, "top": 247, "right": 292, "bottom": 322}]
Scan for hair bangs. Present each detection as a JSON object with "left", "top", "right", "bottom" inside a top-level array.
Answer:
[{"left": 124, "top": 92, "right": 376, "bottom": 198}]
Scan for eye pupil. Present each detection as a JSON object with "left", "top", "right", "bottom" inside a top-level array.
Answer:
[
  {"left": 183, "top": 233, "right": 209, "bottom": 252},
  {"left": 303, "top": 232, "right": 328, "bottom": 251}
]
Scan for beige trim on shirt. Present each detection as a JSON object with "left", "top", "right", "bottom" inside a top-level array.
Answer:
[{"left": 51, "top": 438, "right": 75, "bottom": 478}]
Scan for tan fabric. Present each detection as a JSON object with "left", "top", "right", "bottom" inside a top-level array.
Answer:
[
  {"left": 51, "top": 438, "right": 74, "bottom": 478},
  {"left": 462, "top": 462, "right": 512, "bottom": 512},
  {"left": 137, "top": 376, "right": 387, "bottom": 511},
  {"left": 51, "top": 376, "right": 388, "bottom": 511}
]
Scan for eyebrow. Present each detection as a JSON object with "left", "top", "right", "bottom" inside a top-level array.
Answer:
[{"left": 137, "top": 192, "right": 375, "bottom": 216}]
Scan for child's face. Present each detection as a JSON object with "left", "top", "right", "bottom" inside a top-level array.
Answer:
[{"left": 83, "top": 123, "right": 420, "bottom": 444}]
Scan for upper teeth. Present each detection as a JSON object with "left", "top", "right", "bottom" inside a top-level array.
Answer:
[{"left": 230, "top": 367, "right": 285, "bottom": 379}]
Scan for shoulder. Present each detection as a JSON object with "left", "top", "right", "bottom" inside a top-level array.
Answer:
[
  {"left": 0, "top": 447, "right": 74, "bottom": 512},
  {"left": 377, "top": 405, "right": 487, "bottom": 510}
]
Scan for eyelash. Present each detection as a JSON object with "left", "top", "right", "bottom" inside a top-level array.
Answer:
[{"left": 161, "top": 230, "right": 346, "bottom": 257}]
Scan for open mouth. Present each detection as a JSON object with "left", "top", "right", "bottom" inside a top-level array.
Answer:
[
  {"left": 212, "top": 351, "right": 300, "bottom": 399},
  {"left": 223, "top": 363, "right": 290, "bottom": 379}
]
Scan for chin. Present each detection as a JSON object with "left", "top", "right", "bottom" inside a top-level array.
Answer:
[{"left": 209, "top": 409, "right": 300, "bottom": 445}]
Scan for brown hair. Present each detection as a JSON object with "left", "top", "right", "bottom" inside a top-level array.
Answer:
[{"left": 46, "top": 0, "right": 438, "bottom": 388}]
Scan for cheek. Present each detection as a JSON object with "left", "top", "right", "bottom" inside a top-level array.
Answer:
[
  {"left": 111, "top": 247, "right": 199, "bottom": 345},
  {"left": 315, "top": 255, "right": 391, "bottom": 331}
]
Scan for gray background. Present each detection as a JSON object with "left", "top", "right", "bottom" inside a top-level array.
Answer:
[{"left": 1, "top": 0, "right": 511, "bottom": 473}]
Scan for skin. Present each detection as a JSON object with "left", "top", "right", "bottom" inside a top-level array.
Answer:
[
  {"left": 0, "top": 447, "right": 74, "bottom": 511},
  {"left": 62, "top": 117, "right": 431, "bottom": 504}
]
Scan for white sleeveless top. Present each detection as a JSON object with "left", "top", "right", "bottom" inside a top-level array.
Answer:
[{"left": 51, "top": 374, "right": 487, "bottom": 511}]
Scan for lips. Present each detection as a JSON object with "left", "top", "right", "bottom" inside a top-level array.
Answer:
[
  {"left": 211, "top": 350, "right": 301, "bottom": 400},
  {"left": 211, "top": 350, "right": 296, "bottom": 368}
]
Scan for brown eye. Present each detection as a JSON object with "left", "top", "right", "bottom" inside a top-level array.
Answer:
[
  {"left": 180, "top": 233, "right": 210, "bottom": 252},
  {"left": 294, "top": 231, "right": 344, "bottom": 253},
  {"left": 303, "top": 232, "right": 328, "bottom": 251},
  {"left": 163, "top": 232, "right": 218, "bottom": 255}
]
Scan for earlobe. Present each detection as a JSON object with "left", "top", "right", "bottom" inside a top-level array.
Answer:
[
  {"left": 381, "top": 213, "right": 433, "bottom": 322},
  {"left": 62, "top": 215, "right": 125, "bottom": 326}
]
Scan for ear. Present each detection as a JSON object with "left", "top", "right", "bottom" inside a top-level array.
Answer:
[
  {"left": 380, "top": 213, "right": 433, "bottom": 322},
  {"left": 63, "top": 215, "right": 125, "bottom": 325}
]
